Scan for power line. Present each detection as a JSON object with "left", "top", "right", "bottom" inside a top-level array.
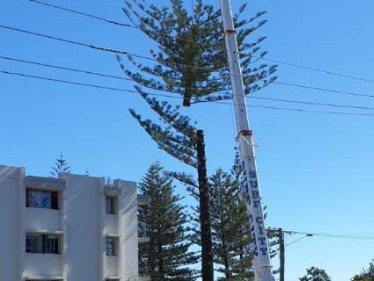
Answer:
[
  {"left": 275, "top": 81, "right": 374, "bottom": 99},
  {"left": 26, "top": 0, "right": 374, "bottom": 86},
  {"left": 0, "top": 24, "right": 221, "bottom": 72},
  {"left": 3, "top": 69, "right": 374, "bottom": 116},
  {"left": 256, "top": 55, "right": 374, "bottom": 84},
  {"left": 3, "top": 54, "right": 374, "bottom": 112},
  {"left": 284, "top": 230, "right": 374, "bottom": 241},
  {"left": 248, "top": 96, "right": 374, "bottom": 111},
  {"left": 3, "top": 23, "right": 373, "bottom": 102},
  {"left": 0, "top": 69, "right": 135, "bottom": 93},
  {"left": 0, "top": 24, "right": 154, "bottom": 61},
  {"left": 28, "top": 0, "right": 136, "bottom": 29},
  {"left": 26, "top": 0, "right": 218, "bottom": 45},
  {"left": 3, "top": 22, "right": 374, "bottom": 102},
  {"left": 243, "top": 104, "right": 374, "bottom": 117},
  {"left": 0, "top": 55, "right": 129, "bottom": 81}
]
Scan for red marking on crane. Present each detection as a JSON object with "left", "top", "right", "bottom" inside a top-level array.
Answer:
[
  {"left": 224, "top": 29, "right": 236, "bottom": 34},
  {"left": 238, "top": 130, "right": 252, "bottom": 137}
]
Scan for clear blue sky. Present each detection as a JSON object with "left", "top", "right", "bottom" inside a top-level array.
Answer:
[{"left": 1, "top": 0, "right": 374, "bottom": 280}]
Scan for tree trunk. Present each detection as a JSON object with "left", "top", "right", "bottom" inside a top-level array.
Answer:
[{"left": 196, "top": 130, "right": 214, "bottom": 281}]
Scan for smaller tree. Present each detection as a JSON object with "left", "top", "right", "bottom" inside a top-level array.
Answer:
[
  {"left": 50, "top": 154, "right": 70, "bottom": 178},
  {"left": 299, "top": 267, "right": 331, "bottom": 281},
  {"left": 139, "top": 162, "right": 197, "bottom": 281},
  {"left": 351, "top": 260, "right": 374, "bottom": 281}
]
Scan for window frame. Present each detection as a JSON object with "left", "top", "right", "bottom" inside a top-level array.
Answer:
[
  {"left": 105, "top": 195, "right": 118, "bottom": 215},
  {"left": 105, "top": 236, "right": 118, "bottom": 257},
  {"left": 27, "top": 279, "right": 63, "bottom": 281},
  {"left": 26, "top": 188, "right": 59, "bottom": 210},
  {"left": 25, "top": 232, "right": 62, "bottom": 255}
]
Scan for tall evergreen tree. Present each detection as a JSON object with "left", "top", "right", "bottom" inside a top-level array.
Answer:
[
  {"left": 208, "top": 168, "right": 253, "bottom": 281},
  {"left": 299, "top": 267, "right": 332, "bottom": 281},
  {"left": 187, "top": 152, "right": 253, "bottom": 281},
  {"left": 138, "top": 162, "right": 197, "bottom": 281},
  {"left": 50, "top": 153, "right": 70, "bottom": 178},
  {"left": 351, "top": 260, "right": 374, "bottom": 281},
  {"left": 130, "top": 93, "right": 214, "bottom": 281},
  {"left": 120, "top": 0, "right": 276, "bottom": 106}
]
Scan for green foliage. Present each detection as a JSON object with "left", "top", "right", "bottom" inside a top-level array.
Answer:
[
  {"left": 187, "top": 153, "right": 254, "bottom": 281},
  {"left": 119, "top": 0, "right": 277, "bottom": 106},
  {"left": 138, "top": 162, "right": 197, "bottom": 281},
  {"left": 299, "top": 267, "right": 331, "bottom": 281},
  {"left": 351, "top": 260, "right": 374, "bottom": 281},
  {"left": 129, "top": 93, "right": 198, "bottom": 167},
  {"left": 50, "top": 153, "right": 70, "bottom": 178},
  {"left": 210, "top": 168, "right": 253, "bottom": 281}
]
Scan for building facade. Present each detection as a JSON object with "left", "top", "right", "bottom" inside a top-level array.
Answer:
[{"left": 0, "top": 165, "right": 139, "bottom": 281}]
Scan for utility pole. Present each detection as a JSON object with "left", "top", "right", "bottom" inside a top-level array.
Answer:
[
  {"left": 196, "top": 130, "right": 214, "bottom": 281},
  {"left": 279, "top": 228, "right": 285, "bottom": 281}
]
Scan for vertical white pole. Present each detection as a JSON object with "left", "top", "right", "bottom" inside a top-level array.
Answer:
[{"left": 218, "top": 1, "right": 275, "bottom": 280}]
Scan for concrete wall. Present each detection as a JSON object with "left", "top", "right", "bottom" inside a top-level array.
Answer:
[
  {"left": 0, "top": 165, "right": 23, "bottom": 281},
  {"left": 61, "top": 173, "right": 103, "bottom": 281},
  {"left": 118, "top": 180, "right": 138, "bottom": 281},
  {"left": 25, "top": 208, "right": 61, "bottom": 230}
]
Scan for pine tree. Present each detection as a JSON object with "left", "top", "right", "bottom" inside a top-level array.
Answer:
[
  {"left": 209, "top": 168, "right": 253, "bottom": 281},
  {"left": 139, "top": 162, "right": 197, "bottom": 281},
  {"left": 351, "top": 260, "right": 374, "bottom": 281},
  {"left": 299, "top": 267, "right": 331, "bottom": 281},
  {"left": 50, "top": 153, "right": 70, "bottom": 178},
  {"left": 120, "top": 0, "right": 277, "bottom": 106},
  {"left": 187, "top": 152, "right": 252, "bottom": 281},
  {"left": 130, "top": 92, "right": 214, "bottom": 281}
]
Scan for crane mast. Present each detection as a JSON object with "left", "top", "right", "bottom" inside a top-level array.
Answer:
[{"left": 218, "top": 1, "right": 275, "bottom": 281}]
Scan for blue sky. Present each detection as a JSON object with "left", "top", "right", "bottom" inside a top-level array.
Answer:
[{"left": 1, "top": 0, "right": 374, "bottom": 280}]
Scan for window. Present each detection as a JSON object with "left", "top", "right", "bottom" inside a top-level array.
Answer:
[
  {"left": 27, "top": 279, "right": 63, "bottom": 281},
  {"left": 105, "top": 196, "right": 118, "bottom": 214},
  {"left": 105, "top": 236, "right": 118, "bottom": 256},
  {"left": 26, "top": 188, "right": 59, "bottom": 209},
  {"left": 26, "top": 233, "right": 61, "bottom": 254}
]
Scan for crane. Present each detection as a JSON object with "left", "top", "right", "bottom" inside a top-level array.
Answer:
[{"left": 218, "top": 1, "right": 276, "bottom": 280}]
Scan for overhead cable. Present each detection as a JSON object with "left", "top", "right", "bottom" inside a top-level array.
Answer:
[
  {"left": 2, "top": 69, "right": 374, "bottom": 116},
  {"left": 256, "top": 56, "right": 374, "bottom": 84},
  {"left": 3, "top": 24, "right": 373, "bottom": 102},
  {"left": 274, "top": 81, "right": 374, "bottom": 99},
  {"left": 27, "top": 0, "right": 374, "bottom": 85},
  {"left": 28, "top": 0, "right": 135, "bottom": 28},
  {"left": 0, "top": 24, "right": 153, "bottom": 61},
  {"left": 3, "top": 55, "right": 374, "bottom": 112},
  {"left": 0, "top": 24, "right": 220, "bottom": 72},
  {"left": 0, "top": 69, "right": 134, "bottom": 93},
  {"left": 0, "top": 55, "right": 129, "bottom": 81},
  {"left": 284, "top": 230, "right": 374, "bottom": 240}
]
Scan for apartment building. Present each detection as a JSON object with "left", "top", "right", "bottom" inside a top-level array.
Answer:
[{"left": 0, "top": 164, "right": 140, "bottom": 281}]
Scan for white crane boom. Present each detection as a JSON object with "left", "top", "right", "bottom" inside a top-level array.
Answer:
[{"left": 218, "top": 1, "right": 275, "bottom": 281}]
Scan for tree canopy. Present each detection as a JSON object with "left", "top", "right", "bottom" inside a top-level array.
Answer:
[
  {"left": 299, "top": 266, "right": 331, "bottom": 281},
  {"left": 50, "top": 153, "right": 70, "bottom": 178},
  {"left": 138, "top": 162, "right": 197, "bottom": 281},
  {"left": 351, "top": 260, "right": 374, "bottom": 281},
  {"left": 119, "top": 0, "right": 277, "bottom": 106}
]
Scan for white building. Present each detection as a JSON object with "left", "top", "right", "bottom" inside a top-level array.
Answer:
[{"left": 0, "top": 164, "right": 142, "bottom": 281}]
